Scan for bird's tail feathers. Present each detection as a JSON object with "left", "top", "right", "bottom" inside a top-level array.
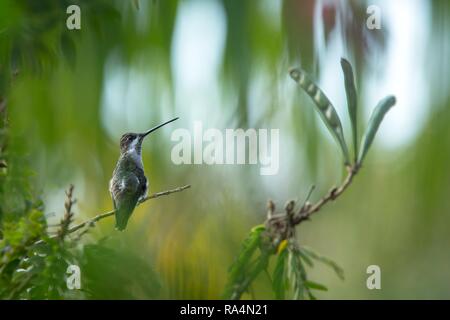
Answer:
[{"left": 115, "top": 205, "right": 134, "bottom": 231}]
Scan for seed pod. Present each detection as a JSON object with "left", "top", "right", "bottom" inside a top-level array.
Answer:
[
  {"left": 290, "top": 68, "right": 350, "bottom": 165},
  {"left": 357, "top": 95, "right": 396, "bottom": 165},
  {"left": 340, "top": 58, "right": 358, "bottom": 161}
]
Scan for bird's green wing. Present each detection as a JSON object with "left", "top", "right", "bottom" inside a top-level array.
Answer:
[{"left": 113, "top": 174, "right": 140, "bottom": 231}]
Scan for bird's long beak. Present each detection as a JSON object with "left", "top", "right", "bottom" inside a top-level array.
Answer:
[{"left": 141, "top": 117, "right": 179, "bottom": 139}]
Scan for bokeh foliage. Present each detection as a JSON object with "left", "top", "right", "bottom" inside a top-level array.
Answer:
[{"left": 1, "top": 0, "right": 450, "bottom": 299}]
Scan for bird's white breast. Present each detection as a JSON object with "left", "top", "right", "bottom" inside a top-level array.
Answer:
[{"left": 126, "top": 137, "right": 144, "bottom": 169}]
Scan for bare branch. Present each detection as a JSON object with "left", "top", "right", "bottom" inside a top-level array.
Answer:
[
  {"left": 294, "top": 165, "right": 358, "bottom": 224},
  {"left": 57, "top": 184, "right": 75, "bottom": 240},
  {"left": 264, "top": 165, "right": 359, "bottom": 245},
  {"left": 67, "top": 184, "right": 191, "bottom": 235},
  {"left": 35, "top": 184, "right": 191, "bottom": 245}
]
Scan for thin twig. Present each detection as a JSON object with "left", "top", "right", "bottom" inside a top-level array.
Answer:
[
  {"left": 66, "top": 184, "right": 191, "bottom": 235},
  {"left": 300, "top": 185, "right": 315, "bottom": 208},
  {"left": 35, "top": 185, "right": 191, "bottom": 245},
  {"left": 58, "top": 184, "right": 75, "bottom": 240},
  {"left": 294, "top": 165, "right": 358, "bottom": 224}
]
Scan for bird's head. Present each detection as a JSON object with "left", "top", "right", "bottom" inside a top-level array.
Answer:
[
  {"left": 119, "top": 132, "right": 141, "bottom": 154},
  {"left": 119, "top": 117, "right": 179, "bottom": 154}
]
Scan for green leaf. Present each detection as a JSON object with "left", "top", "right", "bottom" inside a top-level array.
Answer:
[
  {"left": 341, "top": 58, "right": 358, "bottom": 160},
  {"left": 224, "top": 225, "right": 267, "bottom": 299},
  {"left": 272, "top": 248, "right": 288, "bottom": 299},
  {"left": 228, "top": 225, "right": 265, "bottom": 281},
  {"left": 248, "top": 252, "right": 270, "bottom": 284},
  {"left": 288, "top": 249, "right": 302, "bottom": 300},
  {"left": 307, "top": 290, "right": 317, "bottom": 300},
  {"left": 305, "top": 280, "right": 328, "bottom": 291},
  {"left": 228, "top": 251, "right": 270, "bottom": 300},
  {"left": 357, "top": 95, "right": 396, "bottom": 165},
  {"left": 290, "top": 68, "right": 350, "bottom": 165},
  {"left": 301, "top": 246, "right": 345, "bottom": 280},
  {"left": 251, "top": 224, "right": 266, "bottom": 233},
  {"left": 132, "top": 0, "right": 140, "bottom": 10},
  {"left": 288, "top": 247, "right": 310, "bottom": 300},
  {"left": 298, "top": 249, "right": 314, "bottom": 267}
]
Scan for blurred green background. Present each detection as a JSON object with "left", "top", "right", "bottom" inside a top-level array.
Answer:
[{"left": 1, "top": 0, "right": 450, "bottom": 299}]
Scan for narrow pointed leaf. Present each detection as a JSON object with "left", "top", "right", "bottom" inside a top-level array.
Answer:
[
  {"left": 307, "top": 290, "right": 317, "bottom": 300},
  {"left": 290, "top": 68, "right": 350, "bottom": 165},
  {"left": 341, "top": 58, "right": 358, "bottom": 160},
  {"left": 298, "top": 249, "right": 314, "bottom": 267},
  {"left": 272, "top": 248, "right": 288, "bottom": 299},
  {"left": 305, "top": 280, "right": 328, "bottom": 291},
  {"left": 357, "top": 95, "right": 396, "bottom": 165},
  {"left": 302, "top": 246, "right": 345, "bottom": 280},
  {"left": 288, "top": 248, "right": 305, "bottom": 300},
  {"left": 227, "top": 225, "right": 265, "bottom": 285},
  {"left": 239, "top": 252, "right": 270, "bottom": 299},
  {"left": 224, "top": 225, "right": 268, "bottom": 299}
]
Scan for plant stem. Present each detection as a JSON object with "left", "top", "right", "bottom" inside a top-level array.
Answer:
[
  {"left": 294, "top": 165, "right": 358, "bottom": 224},
  {"left": 69, "top": 184, "right": 191, "bottom": 234},
  {"left": 35, "top": 185, "right": 191, "bottom": 245}
]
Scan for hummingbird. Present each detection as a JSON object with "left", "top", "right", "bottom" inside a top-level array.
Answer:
[{"left": 109, "top": 117, "right": 179, "bottom": 231}]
